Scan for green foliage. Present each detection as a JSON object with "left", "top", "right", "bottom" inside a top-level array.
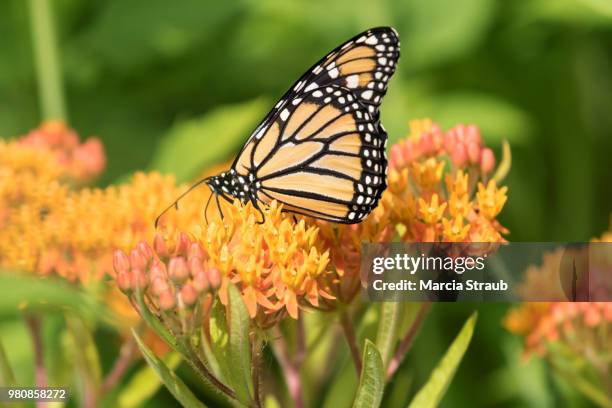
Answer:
[
  {"left": 133, "top": 330, "right": 207, "bottom": 408},
  {"left": 209, "top": 285, "right": 254, "bottom": 406},
  {"left": 353, "top": 340, "right": 385, "bottom": 408},
  {"left": 150, "top": 98, "right": 269, "bottom": 183},
  {"left": 408, "top": 312, "right": 477, "bottom": 408},
  {"left": 118, "top": 352, "right": 182, "bottom": 408}
]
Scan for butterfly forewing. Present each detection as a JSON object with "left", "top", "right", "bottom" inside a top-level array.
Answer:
[{"left": 228, "top": 27, "right": 399, "bottom": 224}]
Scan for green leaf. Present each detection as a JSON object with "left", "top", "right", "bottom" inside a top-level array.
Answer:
[
  {"left": 352, "top": 340, "right": 385, "bottom": 408},
  {"left": 375, "top": 303, "right": 402, "bottom": 370},
  {"left": 408, "top": 312, "right": 478, "bottom": 408},
  {"left": 150, "top": 98, "right": 269, "bottom": 183},
  {"left": 65, "top": 314, "right": 102, "bottom": 392},
  {"left": 209, "top": 286, "right": 253, "bottom": 405},
  {"left": 118, "top": 352, "right": 182, "bottom": 408},
  {"left": 0, "top": 337, "right": 16, "bottom": 386},
  {"left": 132, "top": 330, "right": 207, "bottom": 408},
  {"left": 0, "top": 272, "right": 105, "bottom": 320}
]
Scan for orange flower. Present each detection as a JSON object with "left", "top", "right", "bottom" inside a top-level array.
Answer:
[{"left": 476, "top": 180, "right": 508, "bottom": 219}]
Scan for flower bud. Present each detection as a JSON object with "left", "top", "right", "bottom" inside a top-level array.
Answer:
[
  {"left": 467, "top": 142, "right": 481, "bottom": 164},
  {"left": 153, "top": 234, "right": 168, "bottom": 258},
  {"left": 149, "top": 260, "right": 167, "bottom": 282},
  {"left": 116, "top": 270, "right": 132, "bottom": 293},
  {"left": 188, "top": 242, "right": 205, "bottom": 260},
  {"left": 208, "top": 267, "right": 221, "bottom": 289},
  {"left": 192, "top": 270, "right": 209, "bottom": 292},
  {"left": 480, "top": 148, "right": 495, "bottom": 173},
  {"left": 168, "top": 257, "right": 189, "bottom": 283},
  {"left": 130, "top": 268, "right": 148, "bottom": 290},
  {"left": 130, "top": 248, "right": 147, "bottom": 271},
  {"left": 158, "top": 289, "right": 176, "bottom": 311},
  {"left": 451, "top": 143, "right": 467, "bottom": 167},
  {"left": 113, "top": 250, "right": 130, "bottom": 274},
  {"left": 151, "top": 276, "right": 169, "bottom": 296},
  {"left": 180, "top": 284, "right": 199, "bottom": 307},
  {"left": 137, "top": 242, "right": 154, "bottom": 261},
  {"left": 175, "top": 232, "right": 190, "bottom": 256},
  {"left": 465, "top": 125, "right": 481, "bottom": 145}
]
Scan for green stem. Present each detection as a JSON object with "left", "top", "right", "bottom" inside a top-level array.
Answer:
[
  {"left": 28, "top": 0, "right": 67, "bottom": 121},
  {"left": 340, "top": 311, "right": 362, "bottom": 375}
]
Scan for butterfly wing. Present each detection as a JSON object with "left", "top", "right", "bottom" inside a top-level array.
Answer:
[
  {"left": 232, "top": 27, "right": 400, "bottom": 223},
  {"left": 233, "top": 27, "right": 399, "bottom": 173},
  {"left": 249, "top": 86, "right": 388, "bottom": 223}
]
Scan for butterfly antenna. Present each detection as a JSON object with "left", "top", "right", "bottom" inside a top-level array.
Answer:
[
  {"left": 204, "top": 190, "right": 214, "bottom": 224},
  {"left": 155, "top": 177, "right": 211, "bottom": 229}
]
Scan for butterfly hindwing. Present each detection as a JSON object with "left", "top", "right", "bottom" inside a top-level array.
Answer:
[{"left": 245, "top": 86, "right": 387, "bottom": 223}]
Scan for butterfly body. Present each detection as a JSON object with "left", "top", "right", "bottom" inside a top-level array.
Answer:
[{"left": 158, "top": 27, "right": 400, "bottom": 227}]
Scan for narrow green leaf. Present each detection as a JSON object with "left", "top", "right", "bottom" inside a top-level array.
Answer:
[
  {"left": 118, "top": 352, "right": 182, "bottom": 408},
  {"left": 375, "top": 302, "right": 402, "bottom": 370},
  {"left": 150, "top": 98, "right": 269, "bottom": 183},
  {"left": 132, "top": 330, "right": 207, "bottom": 408},
  {"left": 208, "top": 286, "right": 254, "bottom": 405},
  {"left": 352, "top": 340, "right": 385, "bottom": 408},
  {"left": 227, "top": 285, "right": 254, "bottom": 402},
  {"left": 408, "top": 312, "right": 478, "bottom": 408}
]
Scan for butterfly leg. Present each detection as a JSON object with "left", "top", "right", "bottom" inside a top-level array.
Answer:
[
  {"left": 215, "top": 192, "right": 225, "bottom": 220},
  {"left": 251, "top": 198, "right": 266, "bottom": 224}
]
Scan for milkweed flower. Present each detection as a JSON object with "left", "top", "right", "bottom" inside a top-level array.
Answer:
[
  {"left": 115, "top": 200, "right": 335, "bottom": 326},
  {"left": 315, "top": 119, "right": 509, "bottom": 304},
  {"left": 504, "top": 226, "right": 612, "bottom": 405}
]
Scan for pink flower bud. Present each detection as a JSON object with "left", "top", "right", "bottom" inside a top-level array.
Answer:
[
  {"left": 169, "top": 257, "right": 189, "bottom": 283},
  {"left": 129, "top": 248, "right": 147, "bottom": 271},
  {"left": 158, "top": 289, "right": 176, "bottom": 311},
  {"left": 188, "top": 243, "right": 205, "bottom": 260},
  {"left": 192, "top": 270, "right": 209, "bottom": 292},
  {"left": 149, "top": 261, "right": 167, "bottom": 282},
  {"left": 419, "top": 132, "right": 435, "bottom": 156},
  {"left": 465, "top": 125, "right": 481, "bottom": 145},
  {"left": 180, "top": 284, "right": 199, "bottom": 307},
  {"left": 151, "top": 276, "right": 169, "bottom": 296},
  {"left": 189, "top": 257, "right": 205, "bottom": 277},
  {"left": 116, "top": 270, "right": 132, "bottom": 293},
  {"left": 113, "top": 250, "right": 130, "bottom": 274},
  {"left": 175, "top": 232, "right": 190, "bottom": 256},
  {"left": 480, "top": 148, "right": 495, "bottom": 173},
  {"left": 451, "top": 143, "right": 468, "bottom": 167},
  {"left": 137, "top": 242, "right": 154, "bottom": 261},
  {"left": 389, "top": 144, "right": 403, "bottom": 169},
  {"left": 130, "top": 268, "right": 148, "bottom": 290},
  {"left": 467, "top": 142, "right": 481, "bottom": 164},
  {"left": 444, "top": 132, "right": 457, "bottom": 153},
  {"left": 153, "top": 234, "right": 168, "bottom": 258},
  {"left": 208, "top": 267, "right": 221, "bottom": 289}
]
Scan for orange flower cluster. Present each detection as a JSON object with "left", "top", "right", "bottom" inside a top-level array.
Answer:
[
  {"left": 115, "top": 201, "right": 335, "bottom": 325},
  {"left": 313, "top": 119, "right": 510, "bottom": 304},
  {"left": 16, "top": 121, "right": 105, "bottom": 183},
  {"left": 117, "top": 119, "right": 511, "bottom": 318},
  {"left": 0, "top": 122, "right": 205, "bottom": 283},
  {"left": 383, "top": 119, "right": 508, "bottom": 243},
  {"left": 505, "top": 224, "right": 612, "bottom": 360}
]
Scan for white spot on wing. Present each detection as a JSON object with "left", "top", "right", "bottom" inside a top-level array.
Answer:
[
  {"left": 365, "top": 36, "right": 378, "bottom": 45},
  {"left": 280, "top": 109, "right": 290, "bottom": 121},
  {"left": 346, "top": 74, "right": 359, "bottom": 88},
  {"left": 361, "top": 90, "right": 373, "bottom": 100},
  {"left": 328, "top": 67, "right": 339, "bottom": 78},
  {"left": 304, "top": 82, "right": 318, "bottom": 92}
]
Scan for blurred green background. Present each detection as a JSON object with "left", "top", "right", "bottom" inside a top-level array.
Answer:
[{"left": 1, "top": 0, "right": 611, "bottom": 406}]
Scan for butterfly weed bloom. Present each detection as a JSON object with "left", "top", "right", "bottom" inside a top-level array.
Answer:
[
  {"left": 115, "top": 200, "right": 335, "bottom": 326},
  {"left": 384, "top": 119, "right": 508, "bottom": 243},
  {"left": 504, "top": 227, "right": 612, "bottom": 405}
]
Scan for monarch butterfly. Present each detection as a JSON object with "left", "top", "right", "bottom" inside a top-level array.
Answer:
[{"left": 157, "top": 27, "right": 400, "bottom": 226}]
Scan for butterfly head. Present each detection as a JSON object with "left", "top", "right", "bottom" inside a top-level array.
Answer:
[{"left": 206, "top": 169, "right": 254, "bottom": 204}]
